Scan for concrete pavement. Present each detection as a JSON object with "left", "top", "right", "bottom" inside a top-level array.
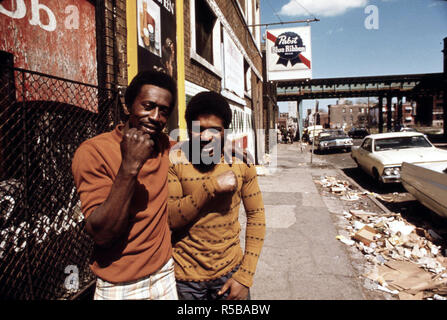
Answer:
[{"left": 241, "top": 142, "right": 370, "bottom": 300}]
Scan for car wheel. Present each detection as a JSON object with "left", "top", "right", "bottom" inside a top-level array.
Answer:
[{"left": 372, "top": 168, "right": 383, "bottom": 185}]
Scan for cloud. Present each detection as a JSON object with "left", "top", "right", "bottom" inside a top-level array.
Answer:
[
  {"left": 327, "top": 27, "right": 344, "bottom": 35},
  {"left": 279, "top": 0, "right": 369, "bottom": 17},
  {"left": 428, "top": 0, "right": 447, "bottom": 8}
]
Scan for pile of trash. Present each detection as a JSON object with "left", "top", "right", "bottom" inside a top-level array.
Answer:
[
  {"left": 315, "top": 175, "right": 364, "bottom": 201},
  {"left": 316, "top": 175, "right": 447, "bottom": 300}
]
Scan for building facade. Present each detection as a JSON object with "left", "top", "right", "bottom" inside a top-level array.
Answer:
[
  {"left": 368, "top": 100, "right": 417, "bottom": 130},
  {"left": 179, "top": 0, "right": 264, "bottom": 163},
  {"left": 262, "top": 44, "right": 278, "bottom": 154},
  {"left": 328, "top": 103, "right": 368, "bottom": 129}
]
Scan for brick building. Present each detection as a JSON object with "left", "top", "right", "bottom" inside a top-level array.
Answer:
[
  {"left": 179, "top": 0, "right": 264, "bottom": 163},
  {"left": 328, "top": 103, "right": 368, "bottom": 129},
  {"left": 368, "top": 100, "right": 417, "bottom": 130},
  {"left": 262, "top": 43, "right": 278, "bottom": 153}
]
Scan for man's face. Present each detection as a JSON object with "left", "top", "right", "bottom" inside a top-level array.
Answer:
[
  {"left": 128, "top": 84, "right": 173, "bottom": 137},
  {"left": 190, "top": 114, "right": 225, "bottom": 160}
]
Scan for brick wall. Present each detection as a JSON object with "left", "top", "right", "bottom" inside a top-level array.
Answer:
[
  {"left": 183, "top": 0, "right": 264, "bottom": 161},
  {"left": 183, "top": 0, "right": 220, "bottom": 92},
  {"left": 184, "top": 0, "right": 263, "bottom": 100}
]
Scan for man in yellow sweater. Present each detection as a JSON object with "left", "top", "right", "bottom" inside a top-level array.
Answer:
[{"left": 168, "top": 91, "right": 265, "bottom": 300}]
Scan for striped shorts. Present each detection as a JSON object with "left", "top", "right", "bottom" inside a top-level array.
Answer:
[{"left": 94, "top": 258, "right": 178, "bottom": 300}]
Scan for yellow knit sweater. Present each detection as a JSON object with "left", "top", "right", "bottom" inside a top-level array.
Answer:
[{"left": 167, "top": 148, "right": 265, "bottom": 288}]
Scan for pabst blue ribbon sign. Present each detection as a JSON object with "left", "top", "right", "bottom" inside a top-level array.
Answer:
[{"left": 266, "top": 26, "right": 312, "bottom": 81}]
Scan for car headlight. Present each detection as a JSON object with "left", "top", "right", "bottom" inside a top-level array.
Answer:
[{"left": 384, "top": 167, "right": 400, "bottom": 176}]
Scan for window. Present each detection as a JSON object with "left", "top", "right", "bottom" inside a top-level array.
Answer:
[
  {"left": 244, "top": 60, "right": 251, "bottom": 96},
  {"left": 190, "top": 0, "right": 222, "bottom": 75},
  {"left": 374, "top": 136, "right": 432, "bottom": 151},
  {"left": 195, "top": 0, "right": 216, "bottom": 64},
  {"left": 361, "top": 138, "right": 372, "bottom": 152}
]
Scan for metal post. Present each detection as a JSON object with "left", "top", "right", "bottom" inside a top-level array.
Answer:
[
  {"left": 443, "top": 37, "right": 447, "bottom": 137},
  {"left": 397, "top": 96, "right": 403, "bottom": 129},
  {"left": 387, "top": 95, "right": 392, "bottom": 132},
  {"left": 378, "top": 96, "right": 383, "bottom": 133}
]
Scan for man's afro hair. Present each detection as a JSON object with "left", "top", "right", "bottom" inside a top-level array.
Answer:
[{"left": 185, "top": 91, "right": 232, "bottom": 129}]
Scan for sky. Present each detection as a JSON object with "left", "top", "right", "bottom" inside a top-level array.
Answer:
[{"left": 259, "top": 0, "right": 447, "bottom": 115}]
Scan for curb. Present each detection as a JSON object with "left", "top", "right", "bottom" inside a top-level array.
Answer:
[{"left": 335, "top": 167, "right": 393, "bottom": 215}]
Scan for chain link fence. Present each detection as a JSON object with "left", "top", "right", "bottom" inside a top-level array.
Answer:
[{"left": 0, "top": 66, "right": 121, "bottom": 300}]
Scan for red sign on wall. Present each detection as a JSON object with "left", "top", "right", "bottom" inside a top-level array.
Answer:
[{"left": 0, "top": 0, "right": 97, "bottom": 86}]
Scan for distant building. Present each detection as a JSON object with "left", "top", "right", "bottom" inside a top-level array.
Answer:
[
  {"left": 368, "top": 100, "right": 417, "bottom": 129},
  {"left": 328, "top": 103, "right": 369, "bottom": 129},
  {"left": 288, "top": 101, "right": 298, "bottom": 119},
  {"left": 278, "top": 112, "right": 288, "bottom": 130},
  {"left": 304, "top": 109, "right": 329, "bottom": 128}
]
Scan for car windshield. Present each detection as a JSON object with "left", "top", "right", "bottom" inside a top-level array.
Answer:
[
  {"left": 319, "top": 130, "right": 348, "bottom": 140},
  {"left": 374, "top": 136, "right": 432, "bottom": 151}
]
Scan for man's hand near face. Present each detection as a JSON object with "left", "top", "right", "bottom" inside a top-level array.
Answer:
[{"left": 121, "top": 127, "right": 155, "bottom": 175}]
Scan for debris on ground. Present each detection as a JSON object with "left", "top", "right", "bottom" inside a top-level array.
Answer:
[{"left": 315, "top": 175, "right": 447, "bottom": 300}]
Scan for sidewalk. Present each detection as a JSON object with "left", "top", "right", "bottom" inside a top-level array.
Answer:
[{"left": 243, "top": 142, "right": 369, "bottom": 300}]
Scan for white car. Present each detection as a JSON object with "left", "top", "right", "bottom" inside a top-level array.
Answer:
[
  {"left": 307, "top": 125, "right": 324, "bottom": 144},
  {"left": 351, "top": 132, "right": 447, "bottom": 184}
]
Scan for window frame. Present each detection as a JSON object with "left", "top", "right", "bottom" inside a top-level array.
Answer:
[{"left": 190, "top": 0, "right": 222, "bottom": 77}]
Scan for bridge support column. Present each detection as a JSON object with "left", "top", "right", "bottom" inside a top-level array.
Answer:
[
  {"left": 443, "top": 37, "right": 447, "bottom": 137},
  {"left": 444, "top": 91, "right": 447, "bottom": 137},
  {"left": 397, "top": 95, "right": 403, "bottom": 130},
  {"left": 295, "top": 99, "right": 302, "bottom": 141},
  {"left": 386, "top": 95, "right": 392, "bottom": 132},
  {"left": 378, "top": 96, "right": 383, "bottom": 133}
]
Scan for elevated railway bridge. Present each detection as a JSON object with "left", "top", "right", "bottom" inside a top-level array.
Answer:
[{"left": 276, "top": 72, "right": 446, "bottom": 134}]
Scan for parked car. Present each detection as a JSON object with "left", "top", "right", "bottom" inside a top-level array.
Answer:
[
  {"left": 399, "top": 127, "right": 417, "bottom": 132},
  {"left": 307, "top": 125, "right": 324, "bottom": 144},
  {"left": 348, "top": 127, "right": 369, "bottom": 139},
  {"left": 350, "top": 132, "right": 447, "bottom": 184},
  {"left": 314, "top": 129, "right": 353, "bottom": 153},
  {"left": 401, "top": 161, "right": 447, "bottom": 219}
]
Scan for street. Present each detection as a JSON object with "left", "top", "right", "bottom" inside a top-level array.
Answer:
[
  {"left": 310, "top": 139, "right": 447, "bottom": 232},
  {"left": 246, "top": 140, "right": 447, "bottom": 300}
]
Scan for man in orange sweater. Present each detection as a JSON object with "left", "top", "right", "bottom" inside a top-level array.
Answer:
[
  {"left": 72, "top": 71, "right": 178, "bottom": 300},
  {"left": 168, "top": 91, "right": 265, "bottom": 300}
]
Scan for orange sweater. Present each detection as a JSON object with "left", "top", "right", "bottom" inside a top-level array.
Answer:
[
  {"left": 168, "top": 148, "right": 265, "bottom": 288},
  {"left": 71, "top": 125, "right": 172, "bottom": 283}
]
